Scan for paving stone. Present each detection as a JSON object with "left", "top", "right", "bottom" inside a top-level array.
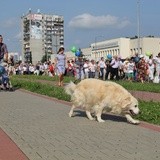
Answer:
[{"left": 0, "top": 90, "right": 160, "bottom": 160}]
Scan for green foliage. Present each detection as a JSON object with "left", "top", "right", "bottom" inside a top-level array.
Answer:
[
  {"left": 136, "top": 101, "right": 160, "bottom": 125},
  {"left": 12, "top": 75, "right": 160, "bottom": 93},
  {"left": 41, "top": 54, "right": 51, "bottom": 63},
  {"left": 12, "top": 78, "right": 71, "bottom": 101},
  {"left": 12, "top": 75, "right": 75, "bottom": 83},
  {"left": 41, "top": 54, "right": 47, "bottom": 63}
]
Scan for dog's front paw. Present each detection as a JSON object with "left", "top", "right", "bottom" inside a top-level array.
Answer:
[
  {"left": 97, "top": 118, "right": 105, "bottom": 122},
  {"left": 125, "top": 114, "right": 140, "bottom": 125},
  {"left": 98, "top": 119, "right": 105, "bottom": 123},
  {"left": 88, "top": 117, "right": 95, "bottom": 121},
  {"left": 69, "top": 112, "right": 73, "bottom": 117},
  {"left": 128, "top": 119, "right": 140, "bottom": 125},
  {"left": 133, "top": 120, "right": 140, "bottom": 124}
]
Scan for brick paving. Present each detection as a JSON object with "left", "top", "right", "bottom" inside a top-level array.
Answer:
[
  {"left": 130, "top": 90, "right": 160, "bottom": 102},
  {"left": 0, "top": 128, "right": 29, "bottom": 160},
  {"left": 0, "top": 89, "right": 160, "bottom": 160}
]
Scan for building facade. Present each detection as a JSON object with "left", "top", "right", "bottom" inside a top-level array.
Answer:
[
  {"left": 65, "top": 37, "right": 160, "bottom": 61},
  {"left": 90, "top": 37, "right": 160, "bottom": 61},
  {"left": 21, "top": 10, "right": 64, "bottom": 64}
]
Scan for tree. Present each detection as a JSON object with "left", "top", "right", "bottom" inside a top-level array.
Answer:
[{"left": 41, "top": 54, "right": 47, "bottom": 63}]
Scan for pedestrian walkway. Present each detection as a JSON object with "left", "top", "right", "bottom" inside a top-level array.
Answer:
[{"left": 0, "top": 89, "right": 160, "bottom": 160}]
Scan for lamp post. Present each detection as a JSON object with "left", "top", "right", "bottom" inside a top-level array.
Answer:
[{"left": 137, "top": 0, "right": 140, "bottom": 55}]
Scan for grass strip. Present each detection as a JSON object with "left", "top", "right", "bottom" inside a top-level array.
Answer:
[{"left": 11, "top": 75, "right": 160, "bottom": 93}]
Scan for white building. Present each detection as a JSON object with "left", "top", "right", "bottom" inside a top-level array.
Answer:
[
  {"left": 91, "top": 37, "right": 160, "bottom": 61},
  {"left": 65, "top": 37, "right": 160, "bottom": 61}
]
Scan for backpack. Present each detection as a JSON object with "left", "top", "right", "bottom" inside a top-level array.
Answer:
[{"left": 0, "top": 43, "right": 4, "bottom": 59}]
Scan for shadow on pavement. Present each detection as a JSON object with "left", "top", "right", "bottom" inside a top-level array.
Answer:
[{"left": 73, "top": 110, "right": 127, "bottom": 123}]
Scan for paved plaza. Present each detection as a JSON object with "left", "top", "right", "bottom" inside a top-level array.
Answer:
[{"left": 0, "top": 89, "right": 160, "bottom": 160}]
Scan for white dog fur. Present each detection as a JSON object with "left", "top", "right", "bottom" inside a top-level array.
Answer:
[{"left": 65, "top": 79, "right": 140, "bottom": 124}]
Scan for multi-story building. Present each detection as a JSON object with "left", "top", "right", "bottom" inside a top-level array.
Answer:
[
  {"left": 21, "top": 9, "right": 64, "bottom": 64},
  {"left": 90, "top": 36, "right": 160, "bottom": 61},
  {"left": 65, "top": 36, "right": 160, "bottom": 61}
]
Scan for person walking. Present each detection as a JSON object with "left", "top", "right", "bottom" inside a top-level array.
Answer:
[
  {"left": 83, "top": 59, "right": 89, "bottom": 79},
  {"left": 55, "top": 47, "right": 66, "bottom": 86},
  {"left": 147, "top": 54, "right": 155, "bottom": 82},
  {"left": 0, "top": 35, "right": 8, "bottom": 64},
  {"left": 154, "top": 53, "right": 160, "bottom": 83},
  {"left": 98, "top": 57, "right": 106, "bottom": 80},
  {"left": 110, "top": 55, "right": 120, "bottom": 80},
  {"left": 137, "top": 55, "right": 148, "bottom": 83},
  {"left": 0, "top": 35, "right": 9, "bottom": 90},
  {"left": 74, "top": 57, "right": 84, "bottom": 82}
]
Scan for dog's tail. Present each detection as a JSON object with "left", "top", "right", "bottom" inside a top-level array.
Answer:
[{"left": 64, "top": 81, "right": 76, "bottom": 95}]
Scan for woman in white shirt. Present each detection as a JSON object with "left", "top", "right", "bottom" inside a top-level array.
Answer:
[
  {"left": 147, "top": 54, "right": 155, "bottom": 81},
  {"left": 154, "top": 53, "right": 160, "bottom": 82},
  {"left": 98, "top": 57, "right": 106, "bottom": 80},
  {"left": 83, "top": 60, "right": 89, "bottom": 79}
]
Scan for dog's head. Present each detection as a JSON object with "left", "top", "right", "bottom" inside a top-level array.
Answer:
[{"left": 122, "top": 96, "right": 140, "bottom": 116}]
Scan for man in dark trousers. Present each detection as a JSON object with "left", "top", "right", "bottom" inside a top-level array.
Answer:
[{"left": 0, "top": 35, "right": 8, "bottom": 64}]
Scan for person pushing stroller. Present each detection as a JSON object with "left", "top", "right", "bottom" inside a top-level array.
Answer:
[
  {"left": 0, "top": 63, "right": 13, "bottom": 91},
  {"left": 0, "top": 34, "right": 13, "bottom": 91}
]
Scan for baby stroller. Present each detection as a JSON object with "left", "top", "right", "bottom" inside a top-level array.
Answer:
[{"left": 0, "top": 64, "right": 13, "bottom": 91}]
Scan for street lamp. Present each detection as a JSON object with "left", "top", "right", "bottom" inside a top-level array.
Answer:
[{"left": 137, "top": 0, "right": 140, "bottom": 54}]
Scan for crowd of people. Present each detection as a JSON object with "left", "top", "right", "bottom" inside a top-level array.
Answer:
[
  {"left": 3, "top": 51, "right": 159, "bottom": 85},
  {"left": 1, "top": 33, "right": 160, "bottom": 87},
  {"left": 65, "top": 53, "right": 160, "bottom": 83}
]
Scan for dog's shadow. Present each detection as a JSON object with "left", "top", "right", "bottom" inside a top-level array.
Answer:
[{"left": 73, "top": 110, "right": 127, "bottom": 123}]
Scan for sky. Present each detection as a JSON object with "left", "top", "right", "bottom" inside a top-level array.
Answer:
[{"left": 0, "top": 0, "right": 160, "bottom": 53}]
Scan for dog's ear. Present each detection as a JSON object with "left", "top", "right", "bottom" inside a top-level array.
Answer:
[{"left": 121, "top": 96, "right": 132, "bottom": 109}]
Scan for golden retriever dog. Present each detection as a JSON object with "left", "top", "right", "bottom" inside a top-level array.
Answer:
[{"left": 65, "top": 79, "right": 140, "bottom": 124}]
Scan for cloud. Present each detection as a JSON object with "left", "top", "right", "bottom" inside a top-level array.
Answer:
[
  {"left": 68, "top": 13, "right": 130, "bottom": 29},
  {"left": 0, "top": 17, "right": 19, "bottom": 28},
  {"left": 117, "top": 19, "right": 131, "bottom": 29},
  {"left": 14, "top": 32, "right": 22, "bottom": 39}
]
